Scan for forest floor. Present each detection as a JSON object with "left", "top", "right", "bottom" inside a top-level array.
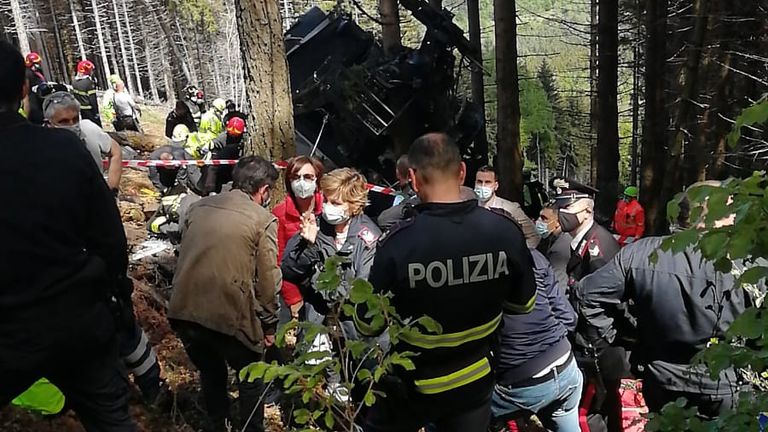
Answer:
[{"left": 0, "top": 104, "right": 284, "bottom": 432}]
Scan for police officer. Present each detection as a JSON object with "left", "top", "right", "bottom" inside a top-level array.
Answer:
[
  {"left": 357, "top": 133, "right": 537, "bottom": 432},
  {"left": 551, "top": 177, "right": 624, "bottom": 432}
]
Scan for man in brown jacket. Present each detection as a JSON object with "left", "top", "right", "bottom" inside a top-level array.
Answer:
[{"left": 169, "top": 155, "right": 281, "bottom": 432}]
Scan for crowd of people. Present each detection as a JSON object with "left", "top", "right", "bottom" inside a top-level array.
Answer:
[{"left": 1, "top": 39, "right": 762, "bottom": 432}]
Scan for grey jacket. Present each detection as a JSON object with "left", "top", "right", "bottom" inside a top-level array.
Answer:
[
  {"left": 281, "top": 214, "right": 381, "bottom": 318},
  {"left": 575, "top": 236, "right": 763, "bottom": 395}
]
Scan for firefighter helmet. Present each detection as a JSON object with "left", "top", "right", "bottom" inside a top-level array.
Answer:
[
  {"left": 226, "top": 117, "right": 245, "bottom": 136},
  {"left": 77, "top": 59, "right": 95, "bottom": 75},
  {"left": 25, "top": 52, "right": 42, "bottom": 68},
  {"left": 172, "top": 124, "right": 191, "bottom": 143}
]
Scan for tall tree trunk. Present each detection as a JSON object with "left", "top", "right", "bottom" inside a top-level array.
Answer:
[
  {"left": 595, "top": 0, "right": 620, "bottom": 221},
  {"left": 142, "top": 15, "right": 160, "bottom": 102},
  {"left": 656, "top": 0, "right": 709, "bottom": 233},
  {"left": 111, "top": 0, "right": 134, "bottom": 94},
  {"left": 138, "top": 0, "right": 192, "bottom": 92},
  {"left": 122, "top": 0, "right": 144, "bottom": 98},
  {"left": 176, "top": 18, "right": 198, "bottom": 83},
  {"left": 105, "top": 20, "right": 121, "bottom": 82},
  {"left": 70, "top": 0, "right": 86, "bottom": 60},
  {"left": 10, "top": 0, "right": 30, "bottom": 54},
  {"left": 91, "top": 0, "right": 111, "bottom": 80},
  {"left": 629, "top": 0, "right": 642, "bottom": 187},
  {"left": 161, "top": 42, "right": 175, "bottom": 104},
  {"left": 50, "top": 0, "right": 68, "bottom": 81},
  {"left": 379, "top": 0, "right": 402, "bottom": 57},
  {"left": 467, "top": 0, "right": 488, "bottom": 166},
  {"left": 235, "top": 0, "right": 296, "bottom": 161},
  {"left": 494, "top": 0, "right": 523, "bottom": 202},
  {"left": 588, "top": 0, "right": 598, "bottom": 184}
]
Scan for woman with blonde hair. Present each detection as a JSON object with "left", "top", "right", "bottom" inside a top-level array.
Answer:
[
  {"left": 282, "top": 167, "right": 380, "bottom": 318},
  {"left": 281, "top": 168, "right": 381, "bottom": 401}
]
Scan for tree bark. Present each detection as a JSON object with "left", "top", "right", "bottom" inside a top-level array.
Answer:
[
  {"left": 104, "top": 19, "right": 121, "bottom": 82},
  {"left": 588, "top": 0, "right": 598, "bottom": 185},
  {"left": 467, "top": 0, "right": 488, "bottom": 166},
  {"left": 595, "top": 0, "right": 620, "bottom": 221},
  {"left": 111, "top": 0, "right": 134, "bottom": 94},
  {"left": 235, "top": 0, "right": 296, "bottom": 161},
  {"left": 494, "top": 0, "right": 523, "bottom": 202},
  {"left": 656, "top": 0, "right": 709, "bottom": 233},
  {"left": 50, "top": 0, "right": 69, "bottom": 81},
  {"left": 379, "top": 0, "right": 402, "bottom": 57},
  {"left": 70, "top": 0, "right": 87, "bottom": 60},
  {"left": 122, "top": 0, "right": 144, "bottom": 98},
  {"left": 91, "top": 0, "right": 111, "bottom": 80},
  {"left": 10, "top": 0, "right": 30, "bottom": 55},
  {"left": 142, "top": 14, "right": 160, "bottom": 102},
  {"left": 429, "top": 0, "right": 442, "bottom": 10}
]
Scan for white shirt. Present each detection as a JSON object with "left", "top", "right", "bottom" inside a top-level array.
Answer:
[
  {"left": 570, "top": 219, "right": 595, "bottom": 251},
  {"left": 113, "top": 92, "right": 138, "bottom": 117}
]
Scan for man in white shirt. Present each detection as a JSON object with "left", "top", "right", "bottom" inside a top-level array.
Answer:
[
  {"left": 112, "top": 81, "right": 140, "bottom": 132},
  {"left": 474, "top": 165, "right": 539, "bottom": 248},
  {"left": 43, "top": 91, "right": 122, "bottom": 192}
]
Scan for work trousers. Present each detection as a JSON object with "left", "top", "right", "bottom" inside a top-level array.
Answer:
[
  {"left": 0, "top": 301, "right": 135, "bottom": 432},
  {"left": 172, "top": 321, "right": 266, "bottom": 432},
  {"left": 364, "top": 374, "right": 493, "bottom": 432},
  {"left": 119, "top": 320, "right": 162, "bottom": 402}
]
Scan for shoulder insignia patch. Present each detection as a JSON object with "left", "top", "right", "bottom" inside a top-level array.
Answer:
[
  {"left": 588, "top": 239, "right": 601, "bottom": 257},
  {"left": 358, "top": 227, "right": 379, "bottom": 247}
]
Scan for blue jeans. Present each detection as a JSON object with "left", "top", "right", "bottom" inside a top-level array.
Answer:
[{"left": 492, "top": 356, "right": 583, "bottom": 432}]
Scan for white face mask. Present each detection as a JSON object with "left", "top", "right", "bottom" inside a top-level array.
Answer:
[
  {"left": 474, "top": 185, "right": 494, "bottom": 202},
  {"left": 57, "top": 123, "right": 82, "bottom": 138},
  {"left": 322, "top": 202, "right": 349, "bottom": 225},
  {"left": 291, "top": 179, "right": 316, "bottom": 199}
]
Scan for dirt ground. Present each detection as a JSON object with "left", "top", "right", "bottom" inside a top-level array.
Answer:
[{"left": 0, "top": 104, "right": 283, "bottom": 432}]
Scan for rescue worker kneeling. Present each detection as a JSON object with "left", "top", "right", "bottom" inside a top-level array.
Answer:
[{"left": 354, "top": 133, "right": 537, "bottom": 432}]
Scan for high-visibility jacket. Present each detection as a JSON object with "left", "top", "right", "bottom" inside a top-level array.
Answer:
[
  {"left": 12, "top": 379, "right": 65, "bottom": 415},
  {"left": 613, "top": 199, "right": 645, "bottom": 245},
  {"left": 199, "top": 110, "right": 224, "bottom": 136}
]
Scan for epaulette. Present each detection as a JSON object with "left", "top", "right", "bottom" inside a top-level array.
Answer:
[{"left": 378, "top": 217, "right": 415, "bottom": 245}]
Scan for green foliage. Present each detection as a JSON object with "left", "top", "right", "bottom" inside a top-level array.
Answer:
[
  {"left": 727, "top": 96, "right": 768, "bottom": 147},
  {"left": 170, "top": 0, "right": 218, "bottom": 33},
  {"left": 239, "top": 256, "right": 441, "bottom": 431},
  {"left": 651, "top": 100, "right": 768, "bottom": 429}
]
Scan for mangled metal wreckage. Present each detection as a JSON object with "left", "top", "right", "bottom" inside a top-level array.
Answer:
[{"left": 287, "top": 0, "right": 485, "bottom": 210}]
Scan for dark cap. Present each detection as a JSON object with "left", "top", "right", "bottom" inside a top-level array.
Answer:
[{"left": 550, "top": 177, "right": 598, "bottom": 207}]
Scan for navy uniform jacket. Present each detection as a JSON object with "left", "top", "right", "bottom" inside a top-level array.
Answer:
[
  {"left": 567, "top": 221, "right": 620, "bottom": 285},
  {"left": 357, "top": 199, "right": 537, "bottom": 403},
  {"left": 73, "top": 76, "right": 100, "bottom": 126},
  {"left": 576, "top": 237, "right": 763, "bottom": 395}
]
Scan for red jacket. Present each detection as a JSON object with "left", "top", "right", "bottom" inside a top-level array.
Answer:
[
  {"left": 613, "top": 198, "right": 645, "bottom": 244},
  {"left": 272, "top": 192, "right": 323, "bottom": 306}
]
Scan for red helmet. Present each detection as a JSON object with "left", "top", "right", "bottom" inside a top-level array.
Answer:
[
  {"left": 25, "top": 52, "right": 42, "bottom": 68},
  {"left": 77, "top": 59, "right": 95, "bottom": 75},
  {"left": 226, "top": 117, "right": 245, "bottom": 136}
]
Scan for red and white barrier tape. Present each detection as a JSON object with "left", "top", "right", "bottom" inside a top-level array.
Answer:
[{"left": 113, "top": 159, "right": 397, "bottom": 196}]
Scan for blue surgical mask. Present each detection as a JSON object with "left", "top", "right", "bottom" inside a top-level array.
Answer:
[
  {"left": 474, "top": 185, "right": 494, "bottom": 202},
  {"left": 535, "top": 219, "right": 551, "bottom": 239}
]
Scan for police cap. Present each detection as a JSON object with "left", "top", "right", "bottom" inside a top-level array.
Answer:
[{"left": 550, "top": 177, "right": 598, "bottom": 208}]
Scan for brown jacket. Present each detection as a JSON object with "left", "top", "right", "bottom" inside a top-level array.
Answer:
[{"left": 169, "top": 189, "right": 281, "bottom": 353}]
